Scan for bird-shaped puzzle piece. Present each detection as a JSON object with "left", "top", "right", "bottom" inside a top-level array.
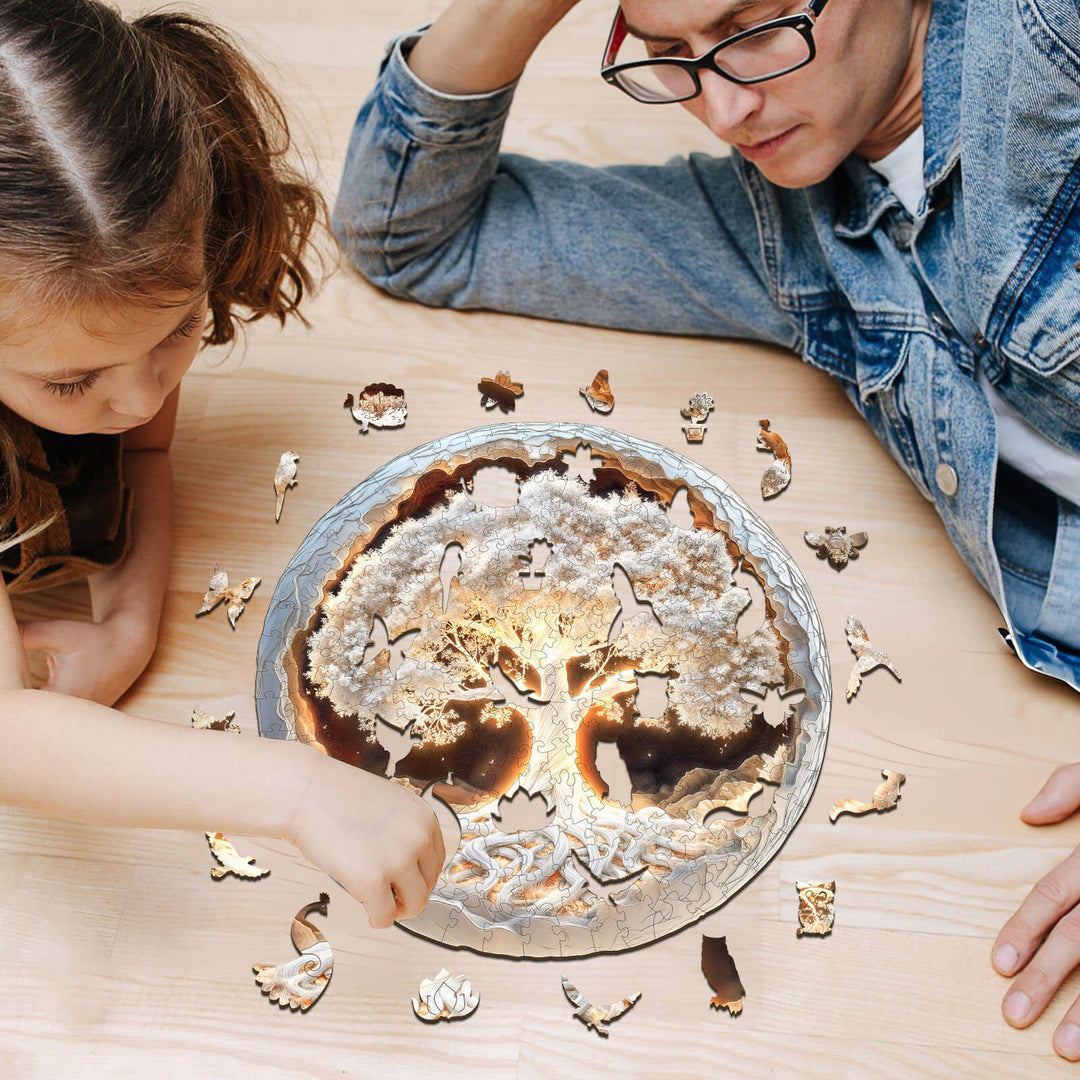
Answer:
[
  {"left": 253, "top": 893, "right": 333, "bottom": 1010},
  {"left": 561, "top": 975, "right": 640, "bottom": 1036},
  {"left": 844, "top": 615, "right": 901, "bottom": 700}
]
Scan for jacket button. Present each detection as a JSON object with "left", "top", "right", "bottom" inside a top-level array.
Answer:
[
  {"left": 973, "top": 331, "right": 986, "bottom": 347},
  {"left": 935, "top": 463, "right": 959, "bottom": 496},
  {"left": 891, "top": 220, "right": 914, "bottom": 249}
]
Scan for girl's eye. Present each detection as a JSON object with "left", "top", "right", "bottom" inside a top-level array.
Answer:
[
  {"left": 43, "top": 371, "right": 100, "bottom": 398},
  {"left": 164, "top": 309, "right": 206, "bottom": 344}
]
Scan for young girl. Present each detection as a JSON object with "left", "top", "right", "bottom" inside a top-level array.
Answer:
[{"left": 0, "top": 0, "right": 443, "bottom": 929}]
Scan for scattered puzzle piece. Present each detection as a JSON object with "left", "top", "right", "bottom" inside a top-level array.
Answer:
[
  {"left": 478, "top": 371, "right": 524, "bottom": 412},
  {"left": 196, "top": 565, "right": 260, "bottom": 629},
  {"left": 580, "top": 369, "right": 614, "bottom": 413},
  {"left": 844, "top": 615, "right": 901, "bottom": 701},
  {"left": 681, "top": 392, "right": 714, "bottom": 442},
  {"left": 701, "top": 935, "right": 745, "bottom": 1015},
  {"left": 561, "top": 975, "right": 639, "bottom": 1036},
  {"left": 412, "top": 969, "right": 480, "bottom": 1022},
  {"left": 757, "top": 419, "right": 791, "bottom": 498},
  {"left": 344, "top": 384, "right": 407, "bottom": 433},
  {"left": 275, "top": 451, "right": 299, "bottom": 522},
  {"left": 830, "top": 769, "right": 905, "bottom": 822},
  {"left": 795, "top": 880, "right": 835, "bottom": 937},
  {"left": 804, "top": 525, "right": 867, "bottom": 570},
  {"left": 190, "top": 707, "right": 241, "bottom": 733},
  {"left": 206, "top": 831, "right": 270, "bottom": 880},
  {"left": 253, "top": 893, "right": 333, "bottom": 1010}
]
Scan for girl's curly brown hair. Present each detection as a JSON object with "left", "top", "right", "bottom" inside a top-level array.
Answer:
[{"left": 0, "top": 0, "right": 326, "bottom": 534}]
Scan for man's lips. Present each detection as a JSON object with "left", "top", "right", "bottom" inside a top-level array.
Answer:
[{"left": 735, "top": 125, "right": 801, "bottom": 161}]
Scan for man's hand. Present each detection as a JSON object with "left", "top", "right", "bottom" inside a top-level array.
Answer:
[
  {"left": 993, "top": 763, "right": 1080, "bottom": 1061},
  {"left": 19, "top": 614, "right": 154, "bottom": 705}
]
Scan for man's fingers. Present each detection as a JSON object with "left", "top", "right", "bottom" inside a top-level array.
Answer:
[
  {"left": 1002, "top": 904, "right": 1080, "bottom": 1029},
  {"left": 1022, "top": 764, "right": 1080, "bottom": 825},
  {"left": 1053, "top": 995, "right": 1080, "bottom": 1060},
  {"left": 994, "top": 848, "right": 1080, "bottom": 977}
]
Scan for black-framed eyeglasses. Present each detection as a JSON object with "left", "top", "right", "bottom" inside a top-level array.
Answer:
[{"left": 601, "top": 0, "right": 830, "bottom": 104}]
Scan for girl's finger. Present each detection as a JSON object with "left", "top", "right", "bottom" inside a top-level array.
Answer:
[
  {"left": 1022, "top": 764, "right": 1080, "bottom": 824},
  {"left": 993, "top": 848, "right": 1080, "bottom": 978},
  {"left": 393, "top": 868, "right": 432, "bottom": 921},
  {"left": 419, "top": 846, "right": 444, "bottom": 891},
  {"left": 1003, "top": 901, "right": 1080, "bottom": 1029},
  {"left": 363, "top": 881, "right": 398, "bottom": 930}
]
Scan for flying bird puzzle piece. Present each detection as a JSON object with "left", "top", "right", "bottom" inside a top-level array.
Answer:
[
  {"left": 830, "top": 769, "right": 905, "bottom": 822},
  {"left": 412, "top": 969, "right": 480, "bottom": 1022},
  {"left": 253, "top": 893, "right": 333, "bottom": 1010},
  {"left": 344, "top": 384, "right": 407, "bottom": 434},
  {"left": 579, "top": 369, "right": 614, "bottom": 413},
  {"left": 757, "top": 419, "right": 792, "bottom": 498},
  {"left": 804, "top": 525, "right": 868, "bottom": 570},
  {"left": 190, "top": 707, "right": 241, "bottom": 733},
  {"left": 206, "top": 831, "right": 270, "bottom": 880},
  {"left": 274, "top": 451, "right": 299, "bottom": 522},
  {"left": 844, "top": 615, "right": 901, "bottom": 701},
  {"left": 478, "top": 371, "right": 524, "bottom": 412},
  {"left": 196, "top": 565, "right": 261, "bottom": 629},
  {"left": 701, "top": 935, "right": 745, "bottom": 1015},
  {"left": 561, "top": 975, "right": 640, "bottom": 1036}
]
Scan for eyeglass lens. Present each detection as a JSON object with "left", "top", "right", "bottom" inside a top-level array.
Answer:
[{"left": 612, "top": 24, "right": 811, "bottom": 101}]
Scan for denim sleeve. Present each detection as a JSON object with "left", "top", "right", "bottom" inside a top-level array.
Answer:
[{"left": 333, "top": 31, "right": 799, "bottom": 350}]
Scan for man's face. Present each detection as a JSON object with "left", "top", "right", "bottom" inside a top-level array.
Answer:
[{"left": 617, "top": 0, "right": 923, "bottom": 187}]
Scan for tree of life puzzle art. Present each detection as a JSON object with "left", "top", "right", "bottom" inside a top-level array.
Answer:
[{"left": 256, "top": 424, "right": 830, "bottom": 958}]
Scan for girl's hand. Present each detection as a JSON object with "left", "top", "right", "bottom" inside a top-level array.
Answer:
[
  {"left": 288, "top": 754, "right": 447, "bottom": 929},
  {"left": 18, "top": 614, "right": 154, "bottom": 706},
  {"left": 993, "top": 763, "right": 1080, "bottom": 1061}
]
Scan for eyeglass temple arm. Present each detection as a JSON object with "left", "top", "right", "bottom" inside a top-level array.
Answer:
[
  {"left": 806, "top": 0, "right": 829, "bottom": 18},
  {"left": 604, "top": 9, "right": 629, "bottom": 67}
]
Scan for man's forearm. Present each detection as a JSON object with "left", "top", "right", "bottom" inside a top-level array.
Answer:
[
  {"left": 408, "top": 0, "right": 579, "bottom": 94},
  {"left": 0, "top": 687, "right": 317, "bottom": 841}
]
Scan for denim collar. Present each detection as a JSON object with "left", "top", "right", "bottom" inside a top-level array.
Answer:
[{"left": 834, "top": 0, "right": 964, "bottom": 238}]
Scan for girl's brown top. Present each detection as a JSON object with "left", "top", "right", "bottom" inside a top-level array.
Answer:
[{"left": 0, "top": 406, "right": 131, "bottom": 594}]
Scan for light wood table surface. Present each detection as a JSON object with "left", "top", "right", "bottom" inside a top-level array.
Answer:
[{"left": 4, "top": 1, "right": 1079, "bottom": 1076}]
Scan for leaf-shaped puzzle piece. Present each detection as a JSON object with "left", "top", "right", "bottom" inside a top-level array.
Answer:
[
  {"left": 561, "top": 975, "right": 640, "bottom": 1036},
  {"left": 478, "top": 371, "right": 524, "bottom": 412},
  {"left": 844, "top": 615, "right": 901, "bottom": 701},
  {"left": 830, "top": 769, "right": 905, "bottom": 822},
  {"left": 196, "top": 565, "right": 261, "bottom": 629},
  {"left": 253, "top": 893, "right": 333, "bottom": 1010}
]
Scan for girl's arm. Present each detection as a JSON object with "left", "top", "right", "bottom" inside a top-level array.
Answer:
[
  {"left": 18, "top": 388, "right": 178, "bottom": 705},
  {"left": 0, "top": 579, "right": 445, "bottom": 927}
]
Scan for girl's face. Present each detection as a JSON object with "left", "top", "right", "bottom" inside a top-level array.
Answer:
[{"left": 0, "top": 296, "right": 206, "bottom": 435}]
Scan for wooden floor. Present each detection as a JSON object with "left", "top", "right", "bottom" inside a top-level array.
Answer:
[{"left": 4, "top": 1, "right": 1080, "bottom": 1076}]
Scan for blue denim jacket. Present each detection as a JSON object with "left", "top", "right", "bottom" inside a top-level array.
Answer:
[{"left": 333, "top": 0, "right": 1080, "bottom": 692}]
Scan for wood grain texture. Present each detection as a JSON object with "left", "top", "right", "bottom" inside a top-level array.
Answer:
[{"left": 3, "top": 0, "right": 1078, "bottom": 1076}]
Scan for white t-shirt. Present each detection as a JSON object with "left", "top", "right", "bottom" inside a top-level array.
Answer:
[{"left": 869, "top": 126, "right": 1080, "bottom": 507}]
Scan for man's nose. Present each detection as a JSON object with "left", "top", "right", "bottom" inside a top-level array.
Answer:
[{"left": 699, "top": 70, "right": 763, "bottom": 141}]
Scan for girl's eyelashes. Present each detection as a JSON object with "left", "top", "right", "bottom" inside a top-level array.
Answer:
[
  {"left": 43, "top": 370, "right": 101, "bottom": 398},
  {"left": 164, "top": 308, "right": 206, "bottom": 343}
]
